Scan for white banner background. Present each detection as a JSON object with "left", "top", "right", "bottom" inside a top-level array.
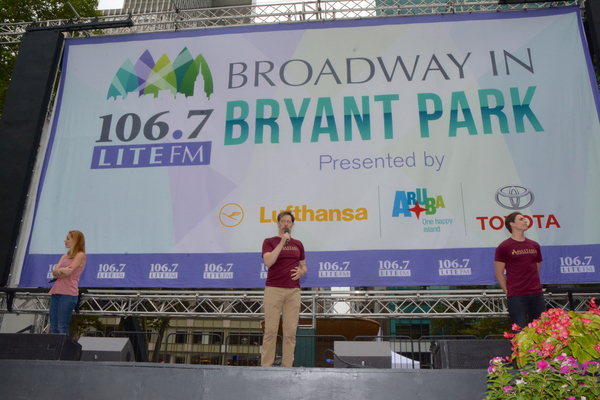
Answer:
[{"left": 19, "top": 6, "right": 600, "bottom": 288}]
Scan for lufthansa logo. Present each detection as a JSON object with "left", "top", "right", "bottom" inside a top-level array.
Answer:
[
  {"left": 495, "top": 186, "right": 534, "bottom": 210},
  {"left": 219, "top": 203, "right": 244, "bottom": 227}
]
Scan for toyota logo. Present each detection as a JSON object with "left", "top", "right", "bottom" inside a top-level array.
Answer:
[{"left": 495, "top": 185, "right": 534, "bottom": 210}]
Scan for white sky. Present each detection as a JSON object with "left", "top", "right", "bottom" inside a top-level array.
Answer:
[
  {"left": 97, "top": 0, "right": 293, "bottom": 9},
  {"left": 98, "top": 0, "right": 124, "bottom": 9}
]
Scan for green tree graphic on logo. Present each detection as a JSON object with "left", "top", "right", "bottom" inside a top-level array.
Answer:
[{"left": 107, "top": 47, "right": 213, "bottom": 100}]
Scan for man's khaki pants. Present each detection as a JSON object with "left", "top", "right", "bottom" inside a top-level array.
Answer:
[{"left": 261, "top": 286, "right": 301, "bottom": 367}]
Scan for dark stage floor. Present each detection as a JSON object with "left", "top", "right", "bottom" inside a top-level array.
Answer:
[{"left": 0, "top": 360, "right": 489, "bottom": 400}]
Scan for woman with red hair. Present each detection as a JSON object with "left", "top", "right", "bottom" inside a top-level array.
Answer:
[{"left": 49, "top": 230, "right": 87, "bottom": 335}]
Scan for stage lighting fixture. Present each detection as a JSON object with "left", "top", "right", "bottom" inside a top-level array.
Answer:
[{"left": 26, "top": 16, "right": 134, "bottom": 33}]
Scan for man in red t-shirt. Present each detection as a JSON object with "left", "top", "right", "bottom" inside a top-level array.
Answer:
[
  {"left": 494, "top": 212, "right": 545, "bottom": 329},
  {"left": 261, "top": 211, "right": 307, "bottom": 367}
]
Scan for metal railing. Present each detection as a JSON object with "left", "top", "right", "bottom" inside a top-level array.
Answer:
[
  {"left": 72, "top": 330, "right": 518, "bottom": 368},
  {"left": 223, "top": 333, "right": 267, "bottom": 366},
  {"left": 163, "top": 332, "right": 222, "bottom": 364}
]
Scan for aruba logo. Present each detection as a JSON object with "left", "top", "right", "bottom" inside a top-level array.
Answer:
[
  {"left": 107, "top": 47, "right": 213, "bottom": 100},
  {"left": 392, "top": 188, "right": 445, "bottom": 219}
]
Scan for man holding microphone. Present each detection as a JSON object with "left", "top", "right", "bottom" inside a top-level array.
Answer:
[{"left": 261, "top": 211, "right": 307, "bottom": 367}]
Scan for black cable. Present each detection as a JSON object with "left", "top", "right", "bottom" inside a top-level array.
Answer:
[{"left": 323, "top": 349, "right": 366, "bottom": 368}]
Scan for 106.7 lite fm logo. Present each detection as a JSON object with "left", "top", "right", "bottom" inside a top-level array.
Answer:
[{"left": 90, "top": 47, "right": 214, "bottom": 169}]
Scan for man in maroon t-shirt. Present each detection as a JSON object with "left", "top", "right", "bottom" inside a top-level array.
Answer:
[
  {"left": 494, "top": 212, "right": 545, "bottom": 329},
  {"left": 261, "top": 210, "right": 307, "bottom": 367}
]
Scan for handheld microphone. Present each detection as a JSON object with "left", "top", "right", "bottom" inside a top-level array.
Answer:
[
  {"left": 48, "top": 278, "right": 57, "bottom": 283},
  {"left": 284, "top": 228, "right": 290, "bottom": 244}
]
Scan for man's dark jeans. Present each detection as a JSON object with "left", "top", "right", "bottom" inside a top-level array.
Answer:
[{"left": 507, "top": 293, "right": 546, "bottom": 330}]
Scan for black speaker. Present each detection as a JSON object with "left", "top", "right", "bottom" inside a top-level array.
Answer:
[
  {"left": 0, "top": 30, "right": 64, "bottom": 286},
  {"left": 334, "top": 341, "right": 391, "bottom": 368},
  {"left": 586, "top": 0, "right": 600, "bottom": 60},
  {"left": 433, "top": 340, "right": 512, "bottom": 369},
  {"left": 120, "top": 316, "right": 149, "bottom": 362},
  {"left": 78, "top": 337, "right": 135, "bottom": 362},
  {"left": 0, "top": 333, "right": 81, "bottom": 361}
]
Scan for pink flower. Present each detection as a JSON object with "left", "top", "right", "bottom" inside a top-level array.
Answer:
[
  {"left": 504, "top": 331, "right": 515, "bottom": 339},
  {"left": 537, "top": 360, "right": 555, "bottom": 372},
  {"left": 582, "top": 361, "right": 599, "bottom": 375},
  {"left": 503, "top": 386, "right": 513, "bottom": 393},
  {"left": 582, "top": 317, "right": 591, "bottom": 324},
  {"left": 541, "top": 342, "right": 555, "bottom": 357},
  {"left": 590, "top": 297, "right": 597, "bottom": 309}
]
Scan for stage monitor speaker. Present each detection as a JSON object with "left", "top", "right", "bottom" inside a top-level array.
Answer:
[
  {"left": 78, "top": 337, "right": 135, "bottom": 362},
  {"left": 333, "top": 341, "right": 391, "bottom": 368},
  {"left": 0, "top": 333, "right": 81, "bottom": 360},
  {"left": 433, "top": 340, "right": 512, "bottom": 369}
]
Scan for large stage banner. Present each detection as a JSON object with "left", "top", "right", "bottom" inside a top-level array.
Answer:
[{"left": 19, "top": 6, "right": 600, "bottom": 288}]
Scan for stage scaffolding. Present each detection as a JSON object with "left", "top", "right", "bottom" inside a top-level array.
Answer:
[
  {"left": 0, "top": 288, "right": 596, "bottom": 322},
  {"left": 0, "top": 0, "right": 582, "bottom": 45}
]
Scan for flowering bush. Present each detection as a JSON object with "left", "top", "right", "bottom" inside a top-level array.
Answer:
[
  {"left": 485, "top": 355, "right": 599, "bottom": 400},
  {"left": 510, "top": 298, "right": 600, "bottom": 367},
  {"left": 484, "top": 298, "right": 600, "bottom": 400}
]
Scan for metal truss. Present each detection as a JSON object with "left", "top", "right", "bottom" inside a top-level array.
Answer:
[
  {"left": 0, "top": 0, "right": 581, "bottom": 45},
  {"left": 0, "top": 289, "right": 597, "bottom": 320}
]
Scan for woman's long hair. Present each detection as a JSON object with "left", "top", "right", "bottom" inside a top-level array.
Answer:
[{"left": 67, "top": 230, "right": 86, "bottom": 258}]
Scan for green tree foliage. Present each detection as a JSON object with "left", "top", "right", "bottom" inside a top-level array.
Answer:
[
  {"left": 432, "top": 317, "right": 512, "bottom": 338},
  {"left": 0, "top": 0, "right": 100, "bottom": 115},
  {"left": 1, "top": 0, "right": 99, "bottom": 23},
  {"left": 69, "top": 314, "right": 106, "bottom": 338}
]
